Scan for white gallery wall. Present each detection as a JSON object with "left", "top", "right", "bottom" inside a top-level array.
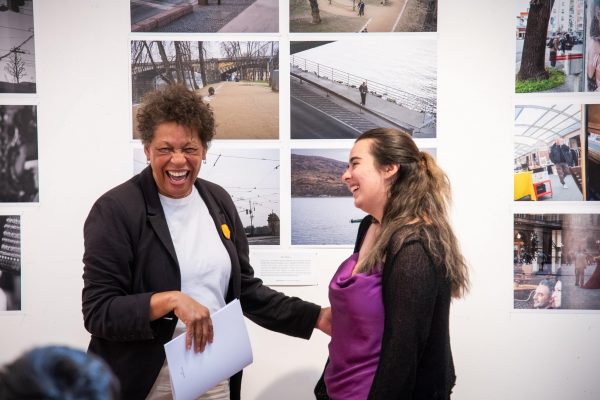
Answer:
[{"left": 0, "top": 1, "right": 599, "bottom": 399}]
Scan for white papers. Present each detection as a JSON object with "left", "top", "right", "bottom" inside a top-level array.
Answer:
[{"left": 164, "top": 299, "right": 253, "bottom": 400}]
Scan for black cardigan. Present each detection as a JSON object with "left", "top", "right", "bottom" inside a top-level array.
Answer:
[
  {"left": 82, "top": 167, "right": 321, "bottom": 400},
  {"left": 316, "top": 216, "right": 455, "bottom": 400}
]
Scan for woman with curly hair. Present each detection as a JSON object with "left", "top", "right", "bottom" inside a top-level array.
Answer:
[{"left": 83, "top": 84, "right": 330, "bottom": 400}]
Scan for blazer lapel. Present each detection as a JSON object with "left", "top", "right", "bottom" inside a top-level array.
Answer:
[{"left": 140, "top": 166, "right": 179, "bottom": 265}]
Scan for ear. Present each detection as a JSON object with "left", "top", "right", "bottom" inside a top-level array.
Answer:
[
  {"left": 383, "top": 164, "right": 399, "bottom": 180},
  {"left": 202, "top": 147, "right": 207, "bottom": 160},
  {"left": 143, "top": 145, "right": 150, "bottom": 161}
]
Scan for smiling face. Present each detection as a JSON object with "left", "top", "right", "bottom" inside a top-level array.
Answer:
[
  {"left": 144, "top": 122, "right": 206, "bottom": 199},
  {"left": 341, "top": 139, "right": 398, "bottom": 221}
]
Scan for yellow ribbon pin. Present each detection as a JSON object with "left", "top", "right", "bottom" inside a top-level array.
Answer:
[{"left": 221, "top": 224, "right": 231, "bottom": 240}]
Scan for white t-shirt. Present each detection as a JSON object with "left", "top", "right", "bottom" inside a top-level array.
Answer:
[{"left": 159, "top": 189, "right": 232, "bottom": 337}]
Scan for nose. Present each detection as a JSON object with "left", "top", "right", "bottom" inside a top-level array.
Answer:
[
  {"left": 341, "top": 168, "right": 350, "bottom": 182},
  {"left": 171, "top": 151, "right": 186, "bottom": 165}
]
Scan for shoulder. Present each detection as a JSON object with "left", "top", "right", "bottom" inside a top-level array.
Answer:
[
  {"left": 197, "top": 178, "right": 231, "bottom": 202},
  {"left": 92, "top": 175, "right": 143, "bottom": 211}
]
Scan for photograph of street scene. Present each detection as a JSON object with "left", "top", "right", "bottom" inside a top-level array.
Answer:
[
  {"left": 0, "top": 215, "right": 20, "bottom": 311},
  {"left": 290, "top": 0, "right": 436, "bottom": 33},
  {"left": 131, "top": 0, "right": 277, "bottom": 33},
  {"left": 134, "top": 146, "right": 280, "bottom": 245},
  {"left": 0, "top": 0, "right": 35, "bottom": 93},
  {"left": 514, "top": 104, "right": 583, "bottom": 201},
  {"left": 515, "top": 0, "right": 588, "bottom": 93},
  {"left": 586, "top": 104, "right": 600, "bottom": 200},
  {"left": 0, "top": 105, "right": 38, "bottom": 203},
  {"left": 290, "top": 40, "right": 436, "bottom": 139},
  {"left": 514, "top": 214, "right": 600, "bottom": 310},
  {"left": 131, "top": 40, "right": 279, "bottom": 140}
]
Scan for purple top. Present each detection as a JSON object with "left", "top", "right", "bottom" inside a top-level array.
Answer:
[{"left": 324, "top": 253, "right": 384, "bottom": 400}]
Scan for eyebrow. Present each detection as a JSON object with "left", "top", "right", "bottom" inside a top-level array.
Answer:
[{"left": 349, "top": 156, "right": 362, "bottom": 163}]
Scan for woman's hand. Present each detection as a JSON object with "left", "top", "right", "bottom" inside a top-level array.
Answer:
[
  {"left": 315, "top": 307, "right": 332, "bottom": 336},
  {"left": 150, "top": 291, "right": 213, "bottom": 352}
]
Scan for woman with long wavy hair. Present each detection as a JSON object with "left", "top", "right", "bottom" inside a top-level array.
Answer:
[{"left": 315, "top": 128, "right": 469, "bottom": 399}]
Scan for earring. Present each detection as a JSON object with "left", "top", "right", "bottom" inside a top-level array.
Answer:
[
  {"left": 147, "top": 159, "right": 150, "bottom": 164},
  {"left": 203, "top": 159, "right": 207, "bottom": 164}
]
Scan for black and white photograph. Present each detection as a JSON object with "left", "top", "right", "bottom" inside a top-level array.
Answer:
[
  {"left": 0, "top": 215, "right": 21, "bottom": 311},
  {"left": 135, "top": 146, "right": 280, "bottom": 245},
  {"left": 0, "top": 0, "right": 35, "bottom": 93},
  {"left": 131, "top": 0, "right": 278, "bottom": 33},
  {"left": 290, "top": 40, "right": 436, "bottom": 139},
  {"left": 514, "top": 214, "right": 600, "bottom": 310},
  {"left": 132, "top": 40, "right": 279, "bottom": 140},
  {"left": 513, "top": 104, "right": 583, "bottom": 201},
  {"left": 0, "top": 105, "right": 38, "bottom": 203}
]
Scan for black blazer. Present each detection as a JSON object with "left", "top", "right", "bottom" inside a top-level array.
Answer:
[
  {"left": 316, "top": 216, "right": 455, "bottom": 400},
  {"left": 82, "top": 167, "right": 321, "bottom": 400}
]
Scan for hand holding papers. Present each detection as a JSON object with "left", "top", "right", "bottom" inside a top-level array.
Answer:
[{"left": 164, "top": 299, "right": 253, "bottom": 400}]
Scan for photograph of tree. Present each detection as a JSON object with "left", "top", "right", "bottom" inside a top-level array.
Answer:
[
  {"left": 0, "top": 0, "right": 35, "bottom": 93},
  {"left": 131, "top": 0, "right": 278, "bottom": 33},
  {"left": 513, "top": 104, "right": 583, "bottom": 201},
  {"left": 290, "top": 40, "right": 436, "bottom": 139},
  {"left": 0, "top": 215, "right": 21, "bottom": 311},
  {"left": 134, "top": 146, "right": 280, "bottom": 245},
  {"left": 0, "top": 105, "right": 38, "bottom": 203},
  {"left": 515, "top": 0, "right": 585, "bottom": 93},
  {"left": 131, "top": 40, "right": 279, "bottom": 140},
  {"left": 290, "top": 0, "right": 436, "bottom": 33},
  {"left": 514, "top": 213, "right": 600, "bottom": 310}
]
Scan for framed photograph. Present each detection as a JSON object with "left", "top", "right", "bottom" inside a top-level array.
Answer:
[
  {"left": 134, "top": 146, "right": 280, "bottom": 245},
  {"left": 291, "top": 148, "right": 362, "bottom": 246},
  {"left": 131, "top": 40, "right": 279, "bottom": 140},
  {"left": 290, "top": 39, "right": 436, "bottom": 139},
  {"left": 131, "top": 0, "right": 278, "bottom": 33},
  {"left": 0, "top": 0, "right": 35, "bottom": 93},
  {"left": 586, "top": 104, "right": 600, "bottom": 200},
  {"left": 290, "top": 0, "right": 437, "bottom": 33},
  {"left": 514, "top": 213, "right": 600, "bottom": 310},
  {"left": 515, "top": 0, "right": 585, "bottom": 93},
  {"left": 0, "top": 105, "right": 38, "bottom": 203},
  {"left": 0, "top": 215, "right": 21, "bottom": 311},
  {"left": 514, "top": 104, "right": 583, "bottom": 201}
]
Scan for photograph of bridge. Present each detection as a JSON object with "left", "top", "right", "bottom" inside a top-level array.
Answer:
[
  {"left": 290, "top": 40, "right": 436, "bottom": 139},
  {"left": 131, "top": 0, "right": 278, "bottom": 33},
  {"left": 131, "top": 40, "right": 279, "bottom": 140},
  {"left": 290, "top": 0, "right": 436, "bottom": 33},
  {"left": 134, "top": 145, "right": 281, "bottom": 245},
  {"left": 0, "top": 1, "right": 35, "bottom": 93}
]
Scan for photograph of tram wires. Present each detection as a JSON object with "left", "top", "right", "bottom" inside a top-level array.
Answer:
[
  {"left": 134, "top": 146, "right": 280, "bottom": 245},
  {"left": 0, "top": 0, "right": 35, "bottom": 93},
  {"left": 131, "top": 40, "right": 279, "bottom": 140},
  {"left": 290, "top": 40, "right": 436, "bottom": 139}
]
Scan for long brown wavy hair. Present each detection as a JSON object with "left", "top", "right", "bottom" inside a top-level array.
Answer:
[{"left": 354, "top": 128, "right": 469, "bottom": 298}]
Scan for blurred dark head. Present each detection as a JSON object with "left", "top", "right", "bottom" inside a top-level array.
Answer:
[{"left": 0, "top": 345, "right": 120, "bottom": 400}]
